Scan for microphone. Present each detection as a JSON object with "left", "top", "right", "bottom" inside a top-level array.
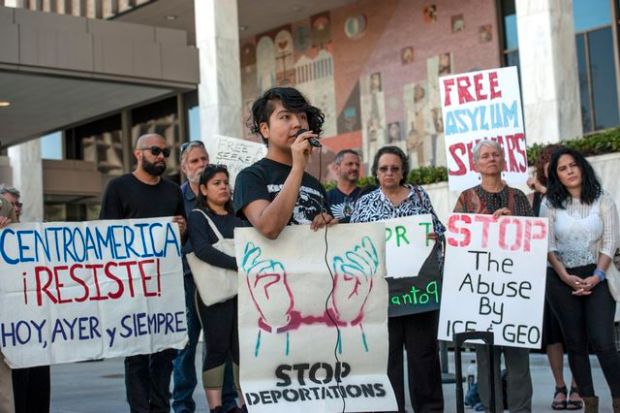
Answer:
[{"left": 295, "top": 128, "right": 321, "bottom": 147}]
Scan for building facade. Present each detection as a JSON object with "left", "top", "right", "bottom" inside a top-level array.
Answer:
[{"left": 0, "top": 0, "right": 618, "bottom": 221}]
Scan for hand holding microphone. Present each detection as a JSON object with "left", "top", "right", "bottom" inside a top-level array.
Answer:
[{"left": 295, "top": 128, "right": 321, "bottom": 147}]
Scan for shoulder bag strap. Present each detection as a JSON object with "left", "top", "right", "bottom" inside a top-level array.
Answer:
[{"left": 192, "top": 208, "right": 225, "bottom": 241}]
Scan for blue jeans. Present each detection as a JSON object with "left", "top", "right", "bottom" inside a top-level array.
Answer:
[
  {"left": 172, "top": 275, "right": 238, "bottom": 412},
  {"left": 172, "top": 275, "right": 201, "bottom": 413}
]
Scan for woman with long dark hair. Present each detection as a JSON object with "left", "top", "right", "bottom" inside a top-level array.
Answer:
[
  {"left": 188, "top": 164, "right": 245, "bottom": 413},
  {"left": 543, "top": 147, "right": 620, "bottom": 413},
  {"left": 528, "top": 144, "right": 583, "bottom": 410}
]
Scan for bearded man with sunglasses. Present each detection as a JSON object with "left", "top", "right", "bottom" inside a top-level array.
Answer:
[{"left": 100, "top": 133, "right": 187, "bottom": 413}]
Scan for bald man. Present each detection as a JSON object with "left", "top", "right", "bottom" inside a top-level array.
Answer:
[{"left": 99, "top": 133, "right": 187, "bottom": 413}]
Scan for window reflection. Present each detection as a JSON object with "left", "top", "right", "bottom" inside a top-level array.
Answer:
[
  {"left": 588, "top": 28, "right": 620, "bottom": 130},
  {"left": 576, "top": 34, "right": 593, "bottom": 132}
]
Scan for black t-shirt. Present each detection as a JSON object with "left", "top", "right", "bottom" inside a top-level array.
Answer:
[
  {"left": 188, "top": 208, "right": 242, "bottom": 271},
  {"left": 327, "top": 187, "right": 363, "bottom": 223},
  {"left": 99, "top": 173, "right": 185, "bottom": 220},
  {"left": 233, "top": 158, "right": 328, "bottom": 225}
]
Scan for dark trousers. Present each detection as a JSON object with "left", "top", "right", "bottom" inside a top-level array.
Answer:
[
  {"left": 12, "top": 366, "right": 50, "bottom": 413},
  {"left": 195, "top": 293, "right": 238, "bottom": 405},
  {"left": 387, "top": 311, "right": 444, "bottom": 413},
  {"left": 125, "top": 348, "right": 177, "bottom": 413},
  {"left": 197, "top": 297, "right": 239, "bottom": 370},
  {"left": 547, "top": 264, "right": 620, "bottom": 398}
]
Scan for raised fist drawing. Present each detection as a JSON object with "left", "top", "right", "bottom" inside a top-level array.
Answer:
[
  {"left": 330, "top": 236, "right": 378, "bottom": 325},
  {"left": 241, "top": 242, "right": 294, "bottom": 331}
]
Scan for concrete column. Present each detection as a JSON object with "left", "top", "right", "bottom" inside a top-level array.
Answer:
[
  {"left": 8, "top": 140, "right": 43, "bottom": 222},
  {"left": 516, "top": 0, "right": 583, "bottom": 144},
  {"left": 194, "top": 0, "right": 243, "bottom": 151}
]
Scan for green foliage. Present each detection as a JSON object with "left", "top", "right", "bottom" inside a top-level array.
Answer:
[
  {"left": 527, "top": 127, "right": 620, "bottom": 165},
  {"left": 323, "top": 127, "right": 620, "bottom": 190},
  {"left": 407, "top": 166, "right": 448, "bottom": 185}
]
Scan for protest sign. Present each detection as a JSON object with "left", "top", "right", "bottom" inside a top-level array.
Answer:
[
  {"left": 439, "top": 67, "right": 527, "bottom": 191},
  {"left": 211, "top": 135, "right": 267, "bottom": 188},
  {"left": 235, "top": 223, "right": 397, "bottom": 413},
  {"left": 438, "top": 214, "right": 548, "bottom": 348},
  {"left": 0, "top": 218, "right": 186, "bottom": 368},
  {"left": 383, "top": 215, "right": 442, "bottom": 316}
]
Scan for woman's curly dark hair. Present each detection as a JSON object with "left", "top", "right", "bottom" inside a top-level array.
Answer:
[
  {"left": 534, "top": 144, "right": 564, "bottom": 186},
  {"left": 546, "top": 147, "right": 601, "bottom": 208},
  {"left": 371, "top": 145, "right": 410, "bottom": 186},
  {"left": 248, "top": 87, "right": 325, "bottom": 145},
  {"left": 195, "top": 164, "right": 234, "bottom": 214}
]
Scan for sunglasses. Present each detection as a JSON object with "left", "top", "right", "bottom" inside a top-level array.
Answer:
[
  {"left": 180, "top": 140, "right": 205, "bottom": 155},
  {"left": 140, "top": 146, "right": 171, "bottom": 158},
  {"left": 204, "top": 163, "right": 228, "bottom": 171},
  {"left": 378, "top": 165, "right": 401, "bottom": 173}
]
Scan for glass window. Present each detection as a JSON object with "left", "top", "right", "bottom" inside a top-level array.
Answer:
[
  {"left": 505, "top": 50, "right": 520, "bottom": 70},
  {"left": 576, "top": 34, "right": 593, "bottom": 132},
  {"left": 588, "top": 27, "right": 620, "bottom": 130},
  {"left": 40, "top": 131, "right": 63, "bottom": 160},
  {"left": 185, "top": 91, "right": 201, "bottom": 140},
  {"left": 64, "top": 114, "right": 124, "bottom": 176},
  {"left": 573, "top": 0, "right": 611, "bottom": 32},
  {"left": 501, "top": 0, "right": 518, "bottom": 51}
]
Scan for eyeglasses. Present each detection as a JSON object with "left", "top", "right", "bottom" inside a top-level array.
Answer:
[
  {"left": 12, "top": 201, "right": 22, "bottom": 208},
  {"left": 140, "top": 146, "right": 171, "bottom": 158},
  {"left": 204, "top": 163, "right": 228, "bottom": 171},
  {"left": 180, "top": 140, "right": 205, "bottom": 156},
  {"left": 378, "top": 165, "right": 401, "bottom": 173}
]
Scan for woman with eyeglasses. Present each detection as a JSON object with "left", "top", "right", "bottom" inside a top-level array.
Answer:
[
  {"left": 187, "top": 164, "right": 246, "bottom": 413},
  {"left": 453, "top": 139, "right": 533, "bottom": 412},
  {"left": 543, "top": 147, "right": 620, "bottom": 413},
  {"left": 350, "top": 145, "right": 445, "bottom": 413}
]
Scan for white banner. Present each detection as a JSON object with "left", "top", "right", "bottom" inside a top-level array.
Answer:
[
  {"left": 211, "top": 135, "right": 267, "bottom": 188},
  {"left": 0, "top": 218, "right": 187, "bottom": 368},
  {"left": 439, "top": 67, "right": 528, "bottom": 191},
  {"left": 384, "top": 215, "right": 434, "bottom": 279},
  {"left": 438, "top": 214, "right": 548, "bottom": 348},
  {"left": 235, "top": 223, "right": 397, "bottom": 413}
]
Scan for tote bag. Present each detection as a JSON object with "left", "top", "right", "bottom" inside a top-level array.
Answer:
[{"left": 186, "top": 209, "right": 238, "bottom": 306}]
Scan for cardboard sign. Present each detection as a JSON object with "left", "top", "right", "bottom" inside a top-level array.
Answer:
[
  {"left": 439, "top": 67, "right": 528, "bottom": 191},
  {"left": 235, "top": 223, "right": 397, "bottom": 413},
  {"left": 438, "top": 214, "right": 548, "bottom": 348},
  {"left": 0, "top": 218, "right": 186, "bottom": 368},
  {"left": 383, "top": 215, "right": 442, "bottom": 316},
  {"left": 211, "top": 135, "right": 267, "bottom": 188}
]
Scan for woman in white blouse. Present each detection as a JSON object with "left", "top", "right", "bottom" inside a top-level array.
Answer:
[{"left": 543, "top": 147, "right": 620, "bottom": 413}]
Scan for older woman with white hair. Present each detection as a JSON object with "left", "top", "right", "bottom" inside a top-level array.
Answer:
[{"left": 453, "top": 139, "right": 534, "bottom": 413}]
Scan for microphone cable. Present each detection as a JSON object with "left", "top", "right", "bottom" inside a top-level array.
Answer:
[{"left": 309, "top": 143, "right": 347, "bottom": 413}]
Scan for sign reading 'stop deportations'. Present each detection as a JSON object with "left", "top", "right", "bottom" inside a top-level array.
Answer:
[
  {"left": 439, "top": 66, "right": 528, "bottom": 191},
  {"left": 0, "top": 218, "right": 187, "bottom": 368},
  {"left": 438, "top": 214, "right": 548, "bottom": 349},
  {"left": 235, "top": 223, "right": 397, "bottom": 413}
]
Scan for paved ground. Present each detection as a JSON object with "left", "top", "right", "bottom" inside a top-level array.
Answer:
[{"left": 50, "top": 352, "right": 613, "bottom": 412}]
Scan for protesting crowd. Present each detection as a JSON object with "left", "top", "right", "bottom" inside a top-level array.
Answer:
[{"left": 0, "top": 85, "right": 619, "bottom": 413}]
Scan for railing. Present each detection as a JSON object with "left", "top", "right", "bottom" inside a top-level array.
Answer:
[{"left": 0, "top": 0, "right": 155, "bottom": 19}]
